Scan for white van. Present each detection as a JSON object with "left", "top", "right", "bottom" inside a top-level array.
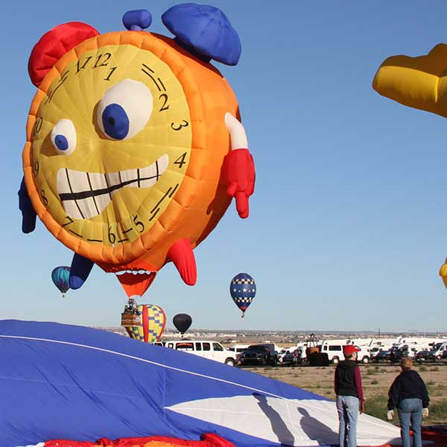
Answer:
[
  {"left": 320, "top": 342, "right": 370, "bottom": 364},
  {"left": 163, "top": 340, "right": 237, "bottom": 366}
]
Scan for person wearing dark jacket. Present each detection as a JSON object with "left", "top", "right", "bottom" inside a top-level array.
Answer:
[
  {"left": 387, "top": 358, "right": 429, "bottom": 447},
  {"left": 334, "top": 345, "right": 365, "bottom": 447}
]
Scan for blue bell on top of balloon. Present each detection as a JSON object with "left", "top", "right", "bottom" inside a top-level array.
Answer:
[{"left": 230, "top": 273, "right": 256, "bottom": 317}]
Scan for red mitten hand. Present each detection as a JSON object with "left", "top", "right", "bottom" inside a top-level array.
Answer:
[{"left": 223, "top": 148, "right": 255, "bottom": 218}]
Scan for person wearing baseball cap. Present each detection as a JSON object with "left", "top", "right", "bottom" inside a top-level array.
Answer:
[{"left": 334, "top": 344, "right": 365, "bottom": 447}]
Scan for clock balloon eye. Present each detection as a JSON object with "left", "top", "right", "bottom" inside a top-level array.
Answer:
[
  {"left": 102, "top": 104, "right": 129, "bottom": 140},
  {"left": 50, "top": 119, "right": 77, "bottom": 155},
  {"left": 97, "top": 79, "right": 153, "bottom": 140}
]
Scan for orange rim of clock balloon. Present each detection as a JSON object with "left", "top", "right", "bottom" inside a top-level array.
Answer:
[{"left": 23, "top": 31, "right": 236, "bottom": 268}]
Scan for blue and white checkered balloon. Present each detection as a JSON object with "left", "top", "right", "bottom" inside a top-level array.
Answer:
[{"left": 230, "top": 273, "right": 256, "bottom": 317}]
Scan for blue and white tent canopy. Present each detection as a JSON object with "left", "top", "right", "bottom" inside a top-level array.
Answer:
[{"left": 0, "top": 320, "right": 400, "bottom": 446}]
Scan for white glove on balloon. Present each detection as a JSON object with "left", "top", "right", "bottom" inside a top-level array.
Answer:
[
  {"left": 422, "top": 408, "right": 429, "bottom": 418},
  {"left": 387, "top": 410, "right": 394, "bottom": 421}
]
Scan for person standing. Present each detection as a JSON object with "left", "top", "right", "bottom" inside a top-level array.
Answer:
[
  {"left": 387, "top": 358, "right": 429, "bottom": 447},
  {"left": 334, "top": 345, "right": 365, "bottom": 447}
]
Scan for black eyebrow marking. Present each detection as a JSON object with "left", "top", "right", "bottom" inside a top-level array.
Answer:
[{"left": 141, "top": 64, "right": 162, "bottom": 91}]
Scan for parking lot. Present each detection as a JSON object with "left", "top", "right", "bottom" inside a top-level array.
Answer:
[{"left": 233, "top": 341, "right": 447, "bottom": 368}]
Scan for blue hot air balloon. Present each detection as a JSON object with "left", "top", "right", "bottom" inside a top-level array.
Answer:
[
  {"left": 230, "top": 273, "right": 256, "bottom": 317},
  {"left": 51, "top": 266, "right": 71, "bottom": 297}
]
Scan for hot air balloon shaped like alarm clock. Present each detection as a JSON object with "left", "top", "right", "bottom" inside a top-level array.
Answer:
[{"left": 19, "top": 4, "right": 255, "bottom": 300}]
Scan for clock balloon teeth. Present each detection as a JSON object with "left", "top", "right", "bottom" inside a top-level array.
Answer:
[
  {"left": 56, "top": 154, "right": 169, "bottom": 219},
  {"left": 116, "top": 269, "right": 157, "bottom": 297}
]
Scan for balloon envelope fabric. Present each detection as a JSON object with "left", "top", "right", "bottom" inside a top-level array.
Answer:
[
  {"left": 20, "top": 5, "right": 255, "bottom": 298},
  {"left": 51, "top": 266, "right": 71, "bottom": 294},
  {"left": 230, "top": 273, "right": 256, "bottom": 314},
  {"left": 0, "top": 320, "right": 401, "bottom": 447},
  {"left": 173, "top": 313, "right": 192, "bottom": 334},
  {"left": 125, "top": 304, "right": 166, "bottom": 343}
]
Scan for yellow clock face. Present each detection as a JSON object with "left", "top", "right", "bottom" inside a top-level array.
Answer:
[{"left": 30, "top": 43, "right": 192, "bottom": 246}]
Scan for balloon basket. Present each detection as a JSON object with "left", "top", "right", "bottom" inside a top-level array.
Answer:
[
  {"left": 121, "top": 309, "right": 141, "bottom": 327},
  {"left": 61, "top": 293, "right": 66, "bottom": 299}
]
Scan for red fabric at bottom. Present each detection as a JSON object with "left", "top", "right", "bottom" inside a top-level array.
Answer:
[
  {"left": 44, "top": 433, "right": 235, "bottom": 447},
  {"left": 41, "top": 427, "right": 447, "bottom": 447}
]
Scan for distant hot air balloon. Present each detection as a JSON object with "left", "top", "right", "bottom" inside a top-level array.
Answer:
[
  {"left": 173, "top": 313, "right": 192, "bottom": 336},
  {"left": 51, "top": 266, "right": 71, "bottom": 298},
  {"left": 122, "top": 303, "right": 166, "bottom": 343},
  {"left": 230, "top": 273, "right": 256, "bottom": 317}
]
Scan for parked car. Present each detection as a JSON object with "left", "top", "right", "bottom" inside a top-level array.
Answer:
[
  {"left": 278, "top": 349, "right": 299, "bottom": 366},
  {"left": 356, "top": 346, "right": 372, "bottom": 364},
  {"left": 369, "top": 347, "right": 381, "bottom": 361},
  {"left": 307, "top": 350, "right": 330, "bottom": 366},
  {"left": 320, "top": 343, "right": 343, "bottom": 364},
  {"left": 228, "top": 344, "right": 249, "bottom": 354},
  {"left": 163, "top": 340, "right": 237, "bottom": 366},
  {"left": 373, "top": 349, "right": 391, "bottom": 363},
  {"left": 430, "top": 342, "right": 447, "bottom": 360},
  {"left": 415, "top": 349, "right": 432, "bottom": 363},
  {"left": 390, "top": 347, "right": 406, "bottom": 363},
  {"left": 238, "top": 344, "right": 279, "bottom": 366},
  {"left": 320, "top": 342, "right": 370, "bottom": 364}
]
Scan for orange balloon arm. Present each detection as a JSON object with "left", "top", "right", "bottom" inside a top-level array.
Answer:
[
  {"left": 168, "top": 239, "right": 197, "bottom": 286},
  {"left": 69, "top": 253, "right": 94, "bottom": 289},
  {"left": 18, "top": 177, "right": 36, "bottom": 234},
  {"left": 223, "top": 149, "right": 255, "bottom": 219}
]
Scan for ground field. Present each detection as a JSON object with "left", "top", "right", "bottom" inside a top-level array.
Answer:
[{"left": 242, "top": 362, "right": 447, "bottom": 425}]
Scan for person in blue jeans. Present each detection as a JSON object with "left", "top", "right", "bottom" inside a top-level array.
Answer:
[
  {"left": 387, "top": 358, "right": 430, "bottom": 447},
  {"left": 334, "top": 345, "right": 365, "bottom": 447}
]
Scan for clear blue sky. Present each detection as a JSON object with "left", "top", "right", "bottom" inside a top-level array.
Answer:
[{"left": 2, "top": 1, "right": 447, "bottom": 332}]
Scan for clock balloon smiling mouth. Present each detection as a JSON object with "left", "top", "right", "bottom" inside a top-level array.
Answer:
[{"left": 57, "top": 154, "right": 169, "bottom": 220}]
